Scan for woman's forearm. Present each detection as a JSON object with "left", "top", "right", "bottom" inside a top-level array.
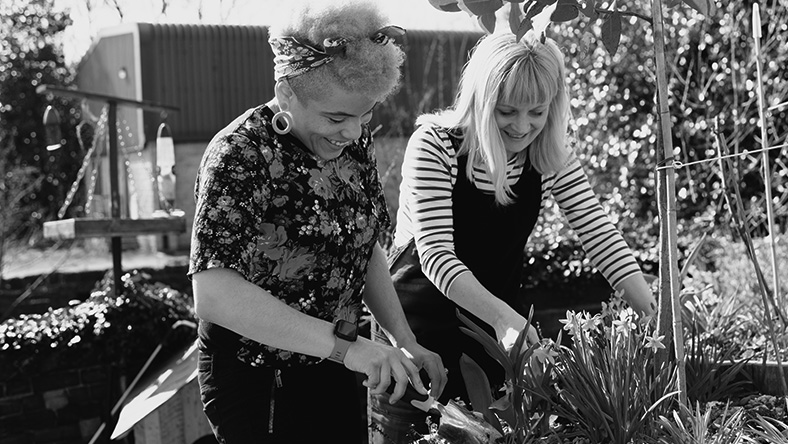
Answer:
[
  {"left": 193, "top": 267, "right": 336, "bottom": 359},
  {"left": 614, "top": 272, "right": 657, "bottom": 316},
  {"left": 446, "top": 272, "right": 527, "bottom": 344}
]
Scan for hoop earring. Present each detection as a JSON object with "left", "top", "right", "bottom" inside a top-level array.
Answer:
[{"left": 272, "top": 110, "right": 293, "bottom": 135}]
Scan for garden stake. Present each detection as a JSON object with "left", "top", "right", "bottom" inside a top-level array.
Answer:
[
  {"left": 714, "top": 117, "right": 788, "bottom": 397},
  {"left": 752, "top": 2, "right": 783, "bottom": 322},
  {"left": 650, "top": 0, "right": 687, "bottom": 407}
]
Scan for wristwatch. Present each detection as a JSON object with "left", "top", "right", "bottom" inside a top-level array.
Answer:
[{"left": 328, "top": 320, "right": 358, "bottom": 364}]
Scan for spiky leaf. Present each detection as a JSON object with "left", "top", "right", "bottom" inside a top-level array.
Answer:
[
  {"left": 459, "top": 353, "right": 503, "bottom": 434},
  {"left": 457, "top": 310, "right": 512, "bottom": 376}
]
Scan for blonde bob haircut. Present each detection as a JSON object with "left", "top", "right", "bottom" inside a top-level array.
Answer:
[
  {"left": 418, "top": 31, "right": 571, "bottom": 205},
  {"left": 268, "top": 0, "right": 405, "bottom": 104}
]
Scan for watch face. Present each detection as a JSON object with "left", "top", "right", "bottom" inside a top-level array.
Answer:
[{"left": 335, "top": 320, "right": 358, "bottom": 341}]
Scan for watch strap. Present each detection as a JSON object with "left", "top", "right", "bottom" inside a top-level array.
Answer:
[{"left": 328, "top": 336, "right": 352, "bottom": 364}]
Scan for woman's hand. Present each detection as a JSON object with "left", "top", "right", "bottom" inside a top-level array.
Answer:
[
  {"left": 495, "top": 311, "right": 539, "bottom": 351},
  {"left": 616, "top": 273, "right": 657, "bottom": 317},
  {"left": 398, "top": 340, "right": 447, "bottom": 400},
  {"left": 342, "top": 337, "right": 429, "bottom": 404}
]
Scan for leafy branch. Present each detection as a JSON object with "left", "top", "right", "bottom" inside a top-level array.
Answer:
[{"left": 428, "top": 0, "right": 714, "bottom": 56}]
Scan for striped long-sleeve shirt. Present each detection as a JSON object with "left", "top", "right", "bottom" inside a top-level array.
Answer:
[{"left": 393, "top": 124, "right": 642, "bottom": 298}]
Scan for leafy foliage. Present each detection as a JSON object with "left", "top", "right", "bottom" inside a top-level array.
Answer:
[
  {"left": 681, "top": 234, "right": 788, "bottom": 363},
  {"left": 540, "top": 300, "right": 679, "bottom": 444},
  {"left": 458, "top": 307, "right": 560, "bottom": 443},
  {"left": 0, "top": 269, "right": 196, "bottom": 379},
  {"left": 656, "top": 401, "right": 750, "bottom": 444},
  {"left": 0, "top": 0, "right": 84, "bottom": 241},
  {"left": 431, "top": 292, "right": 787, "bottom": 444},
  {"left": 421, "top": 0, "right": 788, "bottom": 240}
]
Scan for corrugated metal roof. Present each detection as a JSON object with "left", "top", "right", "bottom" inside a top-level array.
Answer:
[{"left": 79, "top": 24, "right": 483, "bottom": 143}]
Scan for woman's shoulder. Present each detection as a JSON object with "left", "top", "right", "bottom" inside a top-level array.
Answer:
[
  {"left": 410, "top": 124, "right": 461, "bottom": 156},
  {"left": 200, "top": 105, "right": 279, "bottom": 170},
  {"left": 413, "top": 122, "right": 458, "bottom": 139}
]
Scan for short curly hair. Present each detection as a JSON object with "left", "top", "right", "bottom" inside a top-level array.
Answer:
[{"left": 268, "top": 0, "right": 405, "bottom": 103}]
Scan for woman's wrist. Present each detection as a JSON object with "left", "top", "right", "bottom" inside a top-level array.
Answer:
[{"left": 390, "top": 330, "right": 419, "bottom": 349}]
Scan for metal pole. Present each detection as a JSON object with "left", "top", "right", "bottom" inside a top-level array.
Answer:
[{"left": 107, "top": 101, "right": 123, "bottom": 295}]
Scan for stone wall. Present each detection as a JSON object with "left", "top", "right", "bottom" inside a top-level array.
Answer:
[{"left": 0, "top": 363, "right": 110, "bottom": 444}]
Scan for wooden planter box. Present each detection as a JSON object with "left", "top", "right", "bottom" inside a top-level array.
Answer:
[
  {"left": 112, "top": 340, "right": 216, "bottom": 444},
  {"left": 742, "top": 361, "right": 788, "bottom": 396}
]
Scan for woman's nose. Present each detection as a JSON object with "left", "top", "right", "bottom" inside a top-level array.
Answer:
[
  {"left": 340, "top": 120, "right": 362, "bottom": 140},
  {"left": 511, "top": 115, "right": 532, "bottom": 133}
]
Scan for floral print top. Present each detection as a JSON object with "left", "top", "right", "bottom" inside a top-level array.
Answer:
[{"left": 188, "top": 104, "right": 390, "bottom": 367}]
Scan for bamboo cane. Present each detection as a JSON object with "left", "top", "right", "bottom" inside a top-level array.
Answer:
[
  {"left": 714, "top": 118, "right": 788, "bottom": 397},
  {"left": 651, "top": 0, "right": 687, "bottom": 406},
  {"left": 752, "top": 3, "right": 784, "bottom": 324}
]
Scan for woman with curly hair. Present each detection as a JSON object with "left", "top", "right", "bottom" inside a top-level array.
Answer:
[{"left": 189, "top": 1, "right": 446, "bottom": 442}]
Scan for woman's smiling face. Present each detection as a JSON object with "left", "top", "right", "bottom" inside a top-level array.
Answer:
[
  {"left": 288, "top": 87, "right": 377, "bottom": 161},
  {"left": 494, "top": 97, "right": 551, "bottom": 157}
]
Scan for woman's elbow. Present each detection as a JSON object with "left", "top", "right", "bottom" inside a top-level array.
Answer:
[{"left": 192, "top": 270, "right": 225, "bottom": 321}]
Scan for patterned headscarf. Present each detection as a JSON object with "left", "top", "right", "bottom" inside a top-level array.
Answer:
[{"left": 268, "top": 25, "right": 405, "bottom": 81}]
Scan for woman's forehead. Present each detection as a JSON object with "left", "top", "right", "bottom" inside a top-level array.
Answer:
[
  {"left": 496, "top": 97, "right": 550, "bottom": 110},
  {"left": 308, "top": 88, "right": 377, "bottom": 116}
]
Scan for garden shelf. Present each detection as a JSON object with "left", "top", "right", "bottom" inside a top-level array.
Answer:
[
  {"left": 37, "top": 84, "right": 180, "bottom": 300},
  {"left": 43, "top": 216, "right": 186, "bottom": 240}
]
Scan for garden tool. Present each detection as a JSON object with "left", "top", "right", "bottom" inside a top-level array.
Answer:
[
  {"left": 384, "top": 377, "right": 446, "bottom": 415},
  {"left": 409, "top": 391, "right": 445, "bottom": 415},
  {"left": 385, "top": 379, "right": 502, "bottom": 444}
]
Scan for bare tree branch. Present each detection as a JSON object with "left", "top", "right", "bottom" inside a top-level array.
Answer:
[
  {"left": 219, "top": 0, "right": 240, "bottom": 23},
  {"left": 105, "top": 0, "right": 123, "bottom": 20}
]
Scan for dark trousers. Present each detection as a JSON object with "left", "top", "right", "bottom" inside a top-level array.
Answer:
[{"left": 198, "top": 350, "right": 365, "bottom": 443}]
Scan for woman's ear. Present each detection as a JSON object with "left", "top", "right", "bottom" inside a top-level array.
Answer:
[{"left": 274, "top": 79, "right": 296, "bottom": 110}]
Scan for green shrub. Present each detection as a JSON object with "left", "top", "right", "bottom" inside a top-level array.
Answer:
[{"left": 0, "top": 269, "right": 196, "bottom": 379}]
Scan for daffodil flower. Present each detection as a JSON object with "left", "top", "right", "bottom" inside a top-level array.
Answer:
[{"left": 644, "top": 334, "right": 666, "bottom": 352}]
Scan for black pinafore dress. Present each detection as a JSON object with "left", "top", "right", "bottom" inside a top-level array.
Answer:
[{"left": 394, "top": 150, "right": 543, "bottom": 403}]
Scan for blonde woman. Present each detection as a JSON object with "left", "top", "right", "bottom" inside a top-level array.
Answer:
[{"left": 370, "top": 31, "right": 656, "bottom": 441}]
